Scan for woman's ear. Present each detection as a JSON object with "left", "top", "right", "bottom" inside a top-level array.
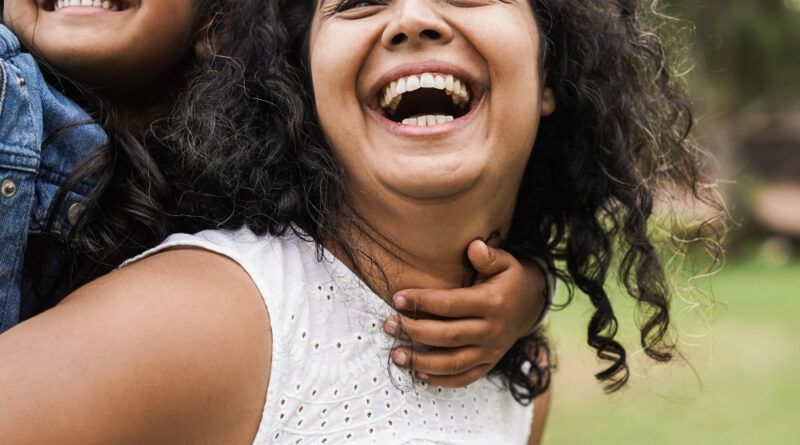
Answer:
[{"left": 540, "top": 87, "right": 556, "bottom": 116}]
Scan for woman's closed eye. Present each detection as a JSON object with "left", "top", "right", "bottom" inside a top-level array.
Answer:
[
  {"left": 335, "top": 0, "right": 387, "bottom": 12},
  {"left": 330, "top": 0, "right": 503, "bottom": 16}
]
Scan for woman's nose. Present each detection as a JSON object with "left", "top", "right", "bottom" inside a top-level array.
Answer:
[{"left": 381, "top": 0, "right": 454, "bottom": 49}]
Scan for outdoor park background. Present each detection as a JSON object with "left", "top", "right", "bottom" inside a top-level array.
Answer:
[{"left": 543, "top": 1, "right": 800, "bottom": 444}]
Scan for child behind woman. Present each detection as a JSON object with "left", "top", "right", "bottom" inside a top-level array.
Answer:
[{"left": 0, "top": 24, "right": 105, "bottom": 329}]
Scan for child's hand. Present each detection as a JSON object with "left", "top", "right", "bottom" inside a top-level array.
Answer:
[{"left": 383, "top": 239, "right": 548, "bottom": 388}]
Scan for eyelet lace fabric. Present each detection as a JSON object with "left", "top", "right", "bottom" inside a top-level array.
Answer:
[{"left": 129, "top": 227, "right": 534, "bottom": 444}]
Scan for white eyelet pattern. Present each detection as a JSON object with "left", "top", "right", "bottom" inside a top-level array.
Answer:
[{"left": 128, "top": 227, "right": 534, "bottom": 444}]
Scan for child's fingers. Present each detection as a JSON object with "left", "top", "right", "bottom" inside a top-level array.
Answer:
[
  {"left": 392, "top": 288, "right": 489, "bottom": 319},
  {"left": 383, "top": 316, "right": 484, "bottom": 347},
  {"left": 391, "top": 346, "right": 487, "bottom": 376},
  {"left": 467, "top": 239, "right": 515, "bottom": 277}
]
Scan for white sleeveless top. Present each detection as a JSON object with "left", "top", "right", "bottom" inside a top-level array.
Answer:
[{"left": 125, "top": 227, "right": 534, "bottom": 444}]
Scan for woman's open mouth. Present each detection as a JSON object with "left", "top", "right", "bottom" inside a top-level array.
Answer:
[
  {"left": 44, "top": 0, "right": 130, "bottom": 12},
  {"left": 377, "top": 72, "right": 478, "bottom": 127}
]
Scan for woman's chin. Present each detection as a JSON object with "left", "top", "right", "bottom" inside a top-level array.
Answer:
[{"left": 379, "top": 166, "right": 485, "bottom": 201}]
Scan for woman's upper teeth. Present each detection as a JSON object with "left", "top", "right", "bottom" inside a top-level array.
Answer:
[
  {"left": 380, "top": 73, "right": 470, "bottom": 114},
  {"left": 54, "top": 0, "right": 120, "bottom": 10}
]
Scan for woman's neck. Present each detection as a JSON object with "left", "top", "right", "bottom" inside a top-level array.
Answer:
[{"left": 332, "top": 186, "right": 516, "bottom": 300}]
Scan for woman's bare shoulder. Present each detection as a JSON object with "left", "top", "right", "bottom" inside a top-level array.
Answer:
[{"left": 0, "top": 248, "right": 272, "bottom": 444}]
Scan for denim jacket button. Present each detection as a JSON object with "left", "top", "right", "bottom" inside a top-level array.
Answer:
[
  {"left": 17, "top": 77, "right": 26, "bottom": 87},
  {"left": 67, "top": 203, "right": 85, "bottom": 226},
  {"left": 1, "top": 178, "right": 17, "bottom": 198}
]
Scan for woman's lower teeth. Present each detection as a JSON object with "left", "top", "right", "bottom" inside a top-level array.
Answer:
[{"left": 401, "top": 114, "right": 455, "bottom": 126}]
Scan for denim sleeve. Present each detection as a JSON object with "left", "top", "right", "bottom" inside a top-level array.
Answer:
[
  {"left": 0, "top": 25, "right": 107, "bottom": 332},
  {"left": 0, "top": 26, "right": 45, "bottom": 333}
]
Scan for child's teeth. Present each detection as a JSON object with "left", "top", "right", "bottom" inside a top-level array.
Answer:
[{"left": 54, "top": 0, "right": 120, "bottom": 10}]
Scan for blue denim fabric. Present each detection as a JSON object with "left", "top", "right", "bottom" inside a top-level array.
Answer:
[{"left": 0, "top": 25, "right": 106, "bottom": 333}]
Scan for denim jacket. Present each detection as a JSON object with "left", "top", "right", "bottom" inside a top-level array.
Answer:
[{"left": 0, "top": 25, "right": 106, "bottom": 333}]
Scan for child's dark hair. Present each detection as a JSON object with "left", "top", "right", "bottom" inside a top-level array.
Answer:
[{"left": 160, "top": 0, "right": 726, "bottom": 404}]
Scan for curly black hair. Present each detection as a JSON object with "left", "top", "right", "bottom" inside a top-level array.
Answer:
[{"left": 33, "top": 0, "right": 724, "bottom": 404}]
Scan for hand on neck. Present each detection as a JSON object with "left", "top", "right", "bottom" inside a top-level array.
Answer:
[{"left": 337, "top": 184, "right": 516, "bottom": 300}]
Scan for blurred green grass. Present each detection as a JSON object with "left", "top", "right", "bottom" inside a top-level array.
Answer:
[{"left": 543, "top": 255, "right": 800, "bottom": 444}]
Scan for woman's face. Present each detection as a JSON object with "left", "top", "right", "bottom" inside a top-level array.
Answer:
[{"left": 309, "top": 0, "right": 554, "bottom": 208}]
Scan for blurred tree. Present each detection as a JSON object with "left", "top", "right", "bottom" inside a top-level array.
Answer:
[{"left": 666, "top": 0, "right": 800, "bottom": 111}]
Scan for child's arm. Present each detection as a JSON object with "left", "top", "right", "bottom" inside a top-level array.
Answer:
[{"left": 384, "top": 240, "right": 552, "bottom": 387}]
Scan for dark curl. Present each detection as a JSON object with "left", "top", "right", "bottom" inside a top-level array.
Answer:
[{"left": 161, "top": 0, "right": 725, "bottom": 403}]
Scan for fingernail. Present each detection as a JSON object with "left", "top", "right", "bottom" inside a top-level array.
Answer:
[
  {"left": 417, "top": 372, "right": 430, "bottom": 381},
  {"left": 384, "top": 318, "right": 399, "bottom": 335},
  {"left": 394, "top": 295, "right": 407, "bottom": 309},
  {"left": 394, "top": 351, "right": 408, "bottom": 366}
]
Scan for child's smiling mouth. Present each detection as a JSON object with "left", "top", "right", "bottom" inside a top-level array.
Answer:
[{"left": 44, "top": 0, "right": 130, "bottom": 12}]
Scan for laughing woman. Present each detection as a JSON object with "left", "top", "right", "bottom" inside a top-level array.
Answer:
[{"left": 0, "top": 0, "right": 721, "bottom": 444}]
